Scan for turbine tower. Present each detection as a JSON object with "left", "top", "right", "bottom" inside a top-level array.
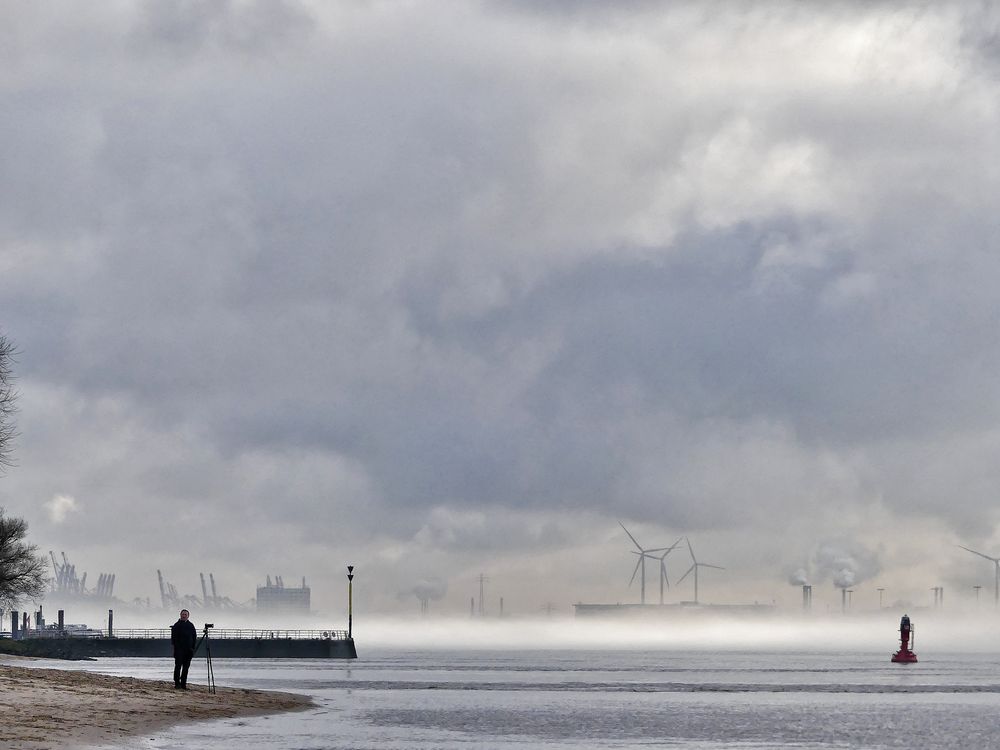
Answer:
[
  {"left": 656, "top": 537, "right": 684, "bottom": 605},
  {"left": 958, "top": 544, "right": 1000, "bottom": 606},
  {"left": 620, "top": 522, "right": 669, "bottom": 605},
  {"left": 676, "top": 537, "right": 724, "bottom": 605}
]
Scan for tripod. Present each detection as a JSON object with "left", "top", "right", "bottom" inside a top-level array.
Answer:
[{"left": 194, "top": 624, "right": 217, "bottom": 694}]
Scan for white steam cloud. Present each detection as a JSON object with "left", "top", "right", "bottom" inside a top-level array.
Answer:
[
  {"left": 814, "top": 540, "right": 880, "bottom": 589},
  {"left": 787, "top": 567, "right": 810, "bottom": 586},
  {"left": 411, "top": 577, "right": 448, "bottom": 601},
  {"left": 45, "top": 493, "right": 80, "bottom": 524}
]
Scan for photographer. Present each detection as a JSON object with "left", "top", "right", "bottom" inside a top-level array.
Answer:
[{"left": 170, "top": 609, "right": 197, "bottom": 689}]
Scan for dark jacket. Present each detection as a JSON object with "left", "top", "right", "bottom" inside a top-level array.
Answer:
[{"left": 171, "top": 618, "right": 197, "bottom": 658}]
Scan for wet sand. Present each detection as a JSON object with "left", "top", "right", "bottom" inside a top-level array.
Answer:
[{"left": 0, "top": 659, "right": 313, "bottom": 749}]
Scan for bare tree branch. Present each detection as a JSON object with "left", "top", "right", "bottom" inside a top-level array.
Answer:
[
  {"left": 0, "top": 508, "right": 47, "bottom": 609},
  {"left": 0, "top": 335, "right": 44, "bottom": 609},
  {"left": 0, "top": 333, "right": 17, "bottom": 471}
]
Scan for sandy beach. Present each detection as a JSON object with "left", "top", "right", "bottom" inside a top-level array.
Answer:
[{"left": 0, "top": 658, "right": 313, "bottom": 749}]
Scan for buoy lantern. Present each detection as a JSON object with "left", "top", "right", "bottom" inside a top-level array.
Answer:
[{"left": 891, "top": 613, "right": 918, "bottom": 663}]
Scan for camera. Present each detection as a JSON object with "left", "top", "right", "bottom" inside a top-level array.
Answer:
[{"left": 204, "top": 623, "right": 215, "bottom": 630}]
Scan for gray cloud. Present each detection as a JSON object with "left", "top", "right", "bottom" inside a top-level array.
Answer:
[{"left": 1, "top": 1, "right": 998, "bottom": 613}]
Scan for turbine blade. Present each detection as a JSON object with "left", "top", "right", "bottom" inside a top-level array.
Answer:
[
  {"left": 628, "top": 557, "right": 642, "bottom": 587},
  {"left": 701, "top": 564, "right": 725, "bottom": 571},
  {"left": 620, "top": 522, "right": 642, "bottom": 551},
  {"left": 660, "top": 537, "right": 684, "bottom": 560},
  {"left": 958, "top": 544, "right": 1000, "bottom": 563},
  {"left": 686, "top": 536, "right": 696, "bottom": 564},
  {"left": 661, "top": 560, "right": 670, "bottom": 590},
  {"left": 676, "top": 565, "right": 695, "bottom": 584},
  {"left": 632, "top": 550, "right": 659, "bottom": 560}
]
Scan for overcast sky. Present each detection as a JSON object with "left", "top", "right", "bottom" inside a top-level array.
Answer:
[{"left": 2, "top": 1, "right": 1000, "bottom": 617}]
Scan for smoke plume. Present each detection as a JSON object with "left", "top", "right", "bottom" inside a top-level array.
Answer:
[
  {"left": 787, "top": 567, "right": 810, "bottom": 586},
  {"left": 813, "top": 540, "right": 880, "bottom": 589},
  {"left": 411, "top": 577, "right": 448, "bottom": 601}
]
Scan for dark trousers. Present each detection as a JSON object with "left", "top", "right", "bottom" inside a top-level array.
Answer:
[{"left": 174, "top": 653, "right": 193, "bottom": 685}]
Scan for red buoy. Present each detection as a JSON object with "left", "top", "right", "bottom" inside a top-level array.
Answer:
[{"left": 891, "top": 613, "right": 918, "bottom": 663}]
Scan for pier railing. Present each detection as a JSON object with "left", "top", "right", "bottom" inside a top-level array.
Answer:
[{"left": 12, "top": 628, "right": 350, "bottom": 641}]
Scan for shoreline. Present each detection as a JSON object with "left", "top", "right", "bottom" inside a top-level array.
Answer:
[{"left": 0, "top": 657, "right": 314, "bottom": 749}]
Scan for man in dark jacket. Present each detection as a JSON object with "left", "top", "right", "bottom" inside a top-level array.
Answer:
[{"left": 170, "top": 609, "right": 197, "bottom": 689}]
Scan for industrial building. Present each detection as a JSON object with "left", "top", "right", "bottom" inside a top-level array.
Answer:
[{"left": 256, "top": 575, "right": 311, "bottom": 612}]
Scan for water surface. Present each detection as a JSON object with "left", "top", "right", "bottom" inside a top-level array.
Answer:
[{"left": 35, "top": 649, "right": 1000, "bottom": 749}]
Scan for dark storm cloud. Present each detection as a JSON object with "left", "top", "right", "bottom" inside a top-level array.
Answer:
[{"left": 2, "top": 1, "right": 999, "bottom": 609}]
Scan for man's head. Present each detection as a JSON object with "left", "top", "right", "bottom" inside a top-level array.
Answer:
[{"left": 179, "top": 609, "right": 190, "bottom": 621}]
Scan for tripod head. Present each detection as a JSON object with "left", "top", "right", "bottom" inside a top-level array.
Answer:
[{"left": 204, "top": 623, "right": 214, "bottom": 636}]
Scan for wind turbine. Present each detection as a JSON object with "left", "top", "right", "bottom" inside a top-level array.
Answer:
[
  {"left": 656, "top": 537, "right": 685, "bottom": 604},
  {"left": 676, "top": 537, "right": 724, "bottom": 605},
  {"left": 958, "top": 545, "right": 1000, "bottom": 606},
  {"left": 620, "top": 522, "right": 669, "bottom": 605}
]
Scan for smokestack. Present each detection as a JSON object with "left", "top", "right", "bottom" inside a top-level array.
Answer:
[
  {"left": 932, "top": 586, "right": 944, "bottom": 609},
  {"left": 58, "top": 610, "right": 64, "bottom": 633},
  {"left": 11, "top": 610, "right": 18, "bottom": 639},
  {"left": 841, "top": 587, "right": 847, "bottom": 614}
]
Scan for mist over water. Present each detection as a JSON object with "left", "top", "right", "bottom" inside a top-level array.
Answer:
[
  {"left": 358, "top": 613, "right": 1000, "bottom": 654},
  {"left": 31, "top": 602, "right": 1000, "bottom": 656}
]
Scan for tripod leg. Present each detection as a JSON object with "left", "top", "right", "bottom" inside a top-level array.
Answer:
[{"left": 206, "top": 644, "right": 216, "bottom": 694}]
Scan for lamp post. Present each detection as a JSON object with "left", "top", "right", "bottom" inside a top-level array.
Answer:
[{"left": 347, "top": 565, "right": 354, "bottom": 640}]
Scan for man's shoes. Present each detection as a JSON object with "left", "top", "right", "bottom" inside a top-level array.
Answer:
[
  {"left": 173, "top": 683, "right": 181, "bottom": 689},
  {"left": 180, "top": 684, "right": 188, "bottom": 690}
]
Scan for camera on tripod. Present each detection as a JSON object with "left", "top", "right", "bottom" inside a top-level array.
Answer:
[{"left": 200, "top": 624, "right": 217, "bottom": 694}]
